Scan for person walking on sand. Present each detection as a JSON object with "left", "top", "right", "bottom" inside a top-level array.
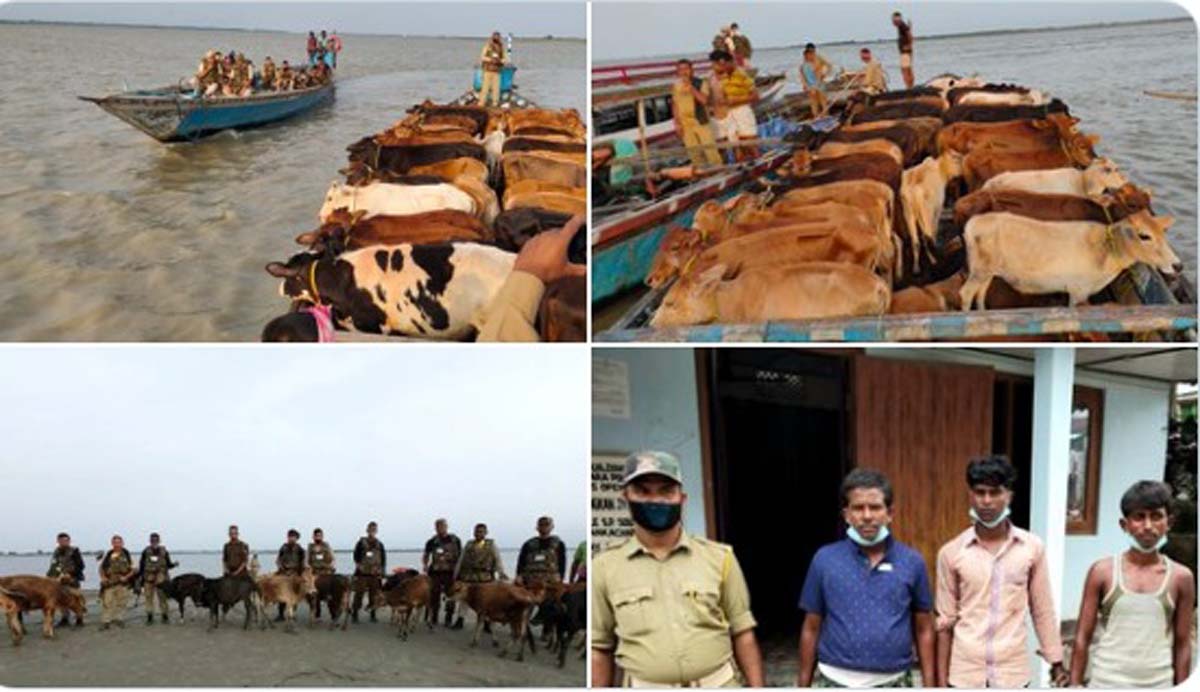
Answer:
[
  {"left": 138, "top": 532, "right": 176, "bottom": 625},
  {"left": 423, "top": 518, "right": 462, "bottom": 627},
  {"left": 274, "top": 529, "right": 305, "bottom": 621},
  {"left": 47, "top": 532, "right": 85, "bottom": 627},
  {"left": 592, "top": 451, "right": 765, "bottom": 687},
  {"left": 99, "top": 535, "right": 135, "bottom": 631},
  {"left": 478, "top": 31, "right": 507, "bottom": 107},
  {"left": 352, "top": 521, "right": 386, "bottom": 623},
  {"left": 222, "top": 524, "right": 250, "bottom": 578},
  {"left": 892, "top": 11, "right": 914, "bottom": 88},
  {"left": 799, "top": 43, "right": 834, "bottom": 118},
  {"left": 935, "top": 456, "right": 1068, "bottom": 688},
  {"left": 1069, "top": 481, "right": 1195, "bottom": 688},
  {"left": 672, "top": 59, "right": 722, "bottom": 168}
]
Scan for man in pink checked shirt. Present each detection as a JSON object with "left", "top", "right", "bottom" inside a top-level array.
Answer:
[{"left": 935, "top": 456, "right": 1068, "bottom": 688}]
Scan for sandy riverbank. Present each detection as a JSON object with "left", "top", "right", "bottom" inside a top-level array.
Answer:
[{"left": 0, "top": 592, "right": 583, "bottom": 686}]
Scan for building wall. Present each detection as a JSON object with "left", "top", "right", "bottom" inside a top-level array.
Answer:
[{"left": 592, "top": 349, "right": 709, "bottom": 536}]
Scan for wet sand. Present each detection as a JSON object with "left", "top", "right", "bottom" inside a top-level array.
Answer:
[{"left": 0, "top": 592, "right": 584, "bottom": 686}]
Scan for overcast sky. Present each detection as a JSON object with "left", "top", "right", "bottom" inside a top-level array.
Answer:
[
  {"left": 593, "top": 1, "right": 1191, "bottom": 60},
  {"left": 0, "top": 347, "right": 588, "bottom": 552},
  {"left": 0, "top": 2, "right": 585, "bottom": 37}
]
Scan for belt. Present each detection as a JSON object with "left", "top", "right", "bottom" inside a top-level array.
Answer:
[{"left": 626, "top": 661, "right": 736, "bottom": 688}]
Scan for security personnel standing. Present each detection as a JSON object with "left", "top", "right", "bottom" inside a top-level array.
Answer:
[
  {"left": 423, "top": 518, "right": 462, "bottom": 627},
  {"left": 307, "top": 527, "right": 336, "bottom": 619},
  {"left": 352, "top": 521, "right": 386, "bottom": 623},
  {"left": 591, "top": 451, "right": 765, "bottom": 688},
  {"left": 275, "top": 529, "right": 306, "bottom": 621},
  {"left": 516, "top": 516, "right": 566, "bottom": 587},
  {"left": 223, "top": 524, "right": 251, "bottom": 578},
  {"left": 139, "top": 532, "right": 176, "bottom": 625},
  {"left": 99, "top": 535, "right": 136, "bottom": 631},
  {"left": 47, "top": 532, "right": 85, "bottom": 627},
  {"left": 452, "top": 522, "right": 507, "bottom": 629}
]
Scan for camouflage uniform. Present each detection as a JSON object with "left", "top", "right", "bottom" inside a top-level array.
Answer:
[
  {"left": 425, "top": 533, "right": 462, "bottom": 625},
  {"left": 139, "top": 545, "right": 173, "bottom": 620},
  {"left": 223, "top": 539, "right": 250, "bottom": 577},
  {"left": 517, "top": 535, "right": 566, "bottom": 588},
  {"left": 307, "top": 541, "right": 336, "bottom": 575},
  {"left": 47, "top": 545, "right": 85, "bottom": 626},
  {"left": 276, "top": 543, "right": 305, "bottom": 576},
  {"left": 456, "top": 538, "right": 505, "bottom": 583},
  {"left": 351, "top": 536, "right": 385, "bottom": 620},
  {"left": 99, "top": 549, "right": 135, "bottom": 627}
]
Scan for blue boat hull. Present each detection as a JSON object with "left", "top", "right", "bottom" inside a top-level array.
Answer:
[
  {"left": 472, "top": 65, "right": 517, "bottom": 92},
  {"left": 173, "top": 85, "right": 334, "bottom": 140}
]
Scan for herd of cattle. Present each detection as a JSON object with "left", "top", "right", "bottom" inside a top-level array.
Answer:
[
  {"left": 646, "top": 76, "right": 1182, "bottom": 327},
  {"left": 0, "top": 570, "right": 585, "bottom": 666},
  {"left": 263, "top": 101, "right": 588, "bottom": 341}
]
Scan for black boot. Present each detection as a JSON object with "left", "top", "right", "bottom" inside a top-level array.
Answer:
[
  {"left": 161, "top": 613, "right": 169, "bottom": 624},
  {"left": 451, "top": 616, "right": 464, "bottom": 630},
  {"left": 146, "top": 613, "right": 154, "bottom": 626},
  {"left": 56, "top": 616, "right": 70, "bottom": 628},
  {"left": 274, "top": 604, "right": 285, "bottom": 622},
  {"left": 369, "top": 609, "right": 377, "bottom": 623},
  {"left": 351, "top": 610, "right": 359, "bottom": 623}
]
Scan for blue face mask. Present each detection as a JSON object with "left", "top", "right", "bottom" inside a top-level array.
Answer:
[
  {"left": 1126, "top": 532, "right": 1168, "bottom": 554},
  {"left": 846, "top": 524, "right": 890, "bottom": 547},
  {"left": 969, "top": 506, "right": 1011, "bottom": 529}
]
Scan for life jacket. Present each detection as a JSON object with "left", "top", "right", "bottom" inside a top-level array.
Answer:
[
  {"left": 224, "top": 540, "right": 249, "bottom": 573},
  {"left": 48, "top": 546, "right": 82, "bottom": 582},
  {"left": 308, "top": 542, "right": 335, "bottom": 573},
  {"left": 358, "top": 538, "right": 383, "bottom": 575},
  {"left": 520, "top": 537, "right": 562, "bottom": 582},
  {"left": 428, "top": 535, "right": 460, "bottom": 573},
  {"left": 459, "top": 539, "right": 497, "bottom": 582},
  {"left": 278, "top": 544, "right": 304, "bottom": 574},
  {"left": 103, "top": 549, "right": 133, "bottom": 579},
  {"left": 142, "top": 546, "right": 169, "bottom": 576}
]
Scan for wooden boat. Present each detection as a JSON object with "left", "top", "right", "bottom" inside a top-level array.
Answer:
[{"left": 79, "top": 81, "right": 334, "bottom": 142}]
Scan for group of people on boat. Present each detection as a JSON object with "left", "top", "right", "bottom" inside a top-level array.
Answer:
[
  {"left": 192, "top": 49, "right": 331, "bottom": 98},
  {"left": 306, "top": 30, "right": 342, "bottom": 69}
]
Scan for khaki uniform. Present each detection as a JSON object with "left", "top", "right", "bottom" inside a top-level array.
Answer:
[
  {"left": 478, "top": 271, "right": 543, "bottom": 342},
  {"left": 261, "top": 60, "right": 276, "bottom": 89},
  {"left": 457, "top": 538, "right": 504, "bottom": 583},
  {"left": 100, "top": 549, "right": 134, "bottom": 625},
  {"left": 223, "top": 539, "right": 250, "bottom": 576},
  {"left": 862, "top": 59, "right": 887, "bottom": 93},
  {"left": 671, "top": 80, "right": 722, "bottom": 167},
  {"left": 140, "top": 546, "right": 172, "bottom": 616},
  {"left": 592, "top": 533, "right": 757, "bottom": 687},
  {"left": 308, "top": 541, "right": 336, "bottom": 575},
  {"left": 478, "top": 40, "right": 506, "bottom": 106}
]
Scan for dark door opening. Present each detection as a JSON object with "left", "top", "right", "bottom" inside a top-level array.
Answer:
[
  {"left": 993, "top": 376, "right": 1035, "bottom": 529},
  {"left": 702, "top": 350, "right": 851, "bottom": 641}
]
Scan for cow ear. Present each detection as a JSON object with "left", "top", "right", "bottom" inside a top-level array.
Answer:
[
  {"left": 1085, "top": 134, "right": 1101, "bottom": 146},
  {"left": 1157, "top": 216, "right": 1175, "bottom": 231},
  {"left": 295, "top": 230, "right": 318, "bottom": 246},
  {"left": 266, "top": 262, "right": 300, "bottom": 278}
]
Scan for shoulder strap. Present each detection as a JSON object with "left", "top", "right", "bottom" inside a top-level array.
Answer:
[{"left": 1155, "top": 556, "right": 1173, "bottom": 597}]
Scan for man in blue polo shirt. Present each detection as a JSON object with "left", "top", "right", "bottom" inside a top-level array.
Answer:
[{"left": 797, "top": 468, "right": 935, "bottom": 687}]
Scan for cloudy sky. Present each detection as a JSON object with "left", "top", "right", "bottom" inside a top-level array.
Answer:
[
  {"left": 593, "top": 1, "right": 1191, "bottom": 60},
  {"left": 0, "top": 347, "right": 588, "bottom": 552},
  {"left": 0, "top": 1, "right": 585, "bottom": 37}
]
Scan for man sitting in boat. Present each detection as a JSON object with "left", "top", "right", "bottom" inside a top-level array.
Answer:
[
  {"left": 261, "top": 57, "right": 276, "bottom": 91},
  {"left": 708, "top": 49, "right": 759, "bottom": 162},
  {"left": 275, "top": 61, "right": 295, "bottom": 91},
  {"left": 310, "top": 60, "right": 331, "bottom": 85},
  {"left": 478, "top": 31, "right": 507, "bottom": 107},
  {"left": 845, "top": 47, "right": 888, "bottom": 94},
  {"left": 292, "top": 67, "right": 310, "bottom": 90},
  {"left": 672, "top": 59, "right": 722, "bottom": 168},
  {"left": 194, "top": 50, "right": 221, "bottom": 97}
]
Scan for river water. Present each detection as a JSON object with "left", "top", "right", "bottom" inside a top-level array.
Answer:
[{"left": 0, "top": 22, "right": 584, "bottom": 340}]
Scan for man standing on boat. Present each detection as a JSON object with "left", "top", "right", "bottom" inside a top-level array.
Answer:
[
  {"left": 478, "top": 31, "right": 507, "bottom": 107},
  {"left": 328, "top": 30, "right": 343, "bottom": 69},
  {"left": 672, "top": 59, "right": 722, "bottom": 168},
  {"left": 799, "top": 43, "right": 834, "bottom": 118},
  {"left": 729, "top": 23, "right": 753, "bottom": 68},
  {"left": 708, "top": 50, "right": 759, "bottom": 163},
  {"left": 892, "top": 11, "right": 915, "bottom": 88}
]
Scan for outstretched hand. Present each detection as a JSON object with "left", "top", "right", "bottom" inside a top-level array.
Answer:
[{"left": 512, "top": 214, "right": 586, "bottom": 284}]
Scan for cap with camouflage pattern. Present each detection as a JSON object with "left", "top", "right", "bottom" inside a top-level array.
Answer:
[{"left": 621, "top": 451, "right": 683, "bottom": 486}]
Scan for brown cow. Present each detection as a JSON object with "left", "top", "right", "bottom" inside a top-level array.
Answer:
[
  {"left": 501, "top": 152, "right": 587, "bottom": 188},
  {"left": 685, "top": 221, "right": 888, "bottom": 281},
  {"left": 256, "top": 570, "right": 318, "bottom": 632},
  {"left": 450, "top": 581, "right": 542, "bottom": 661},
  {"left": 346, "top": 137, "right": 486, "bottom": 177},
  {"left": 0, "top": 576, "right": 87, "bottom": 639},
  {"left": 825, "top": 121, "right": 936, "bottom": 167},
  {"left": 538, "top": 276, "right": 586, "bottom": 343},
  {"left": 381, "top": 573, "right": 432, "bottom": 640},
  {"left": 503, "top": 180, "right": 586, "bottom": 216},
  {"left": 408, "top": 157, "right": 490, "bottom": 183},
  {"left": 1, "top": 587, "right": 23, "bottom": 646},
  {"left": 890, "top": 272, "right": 966, "bottom": 313},
  {"left": 295, "top": 209, "right": 491, "bottom": 253},
  {"left": 936, "top": 113, "right": 1080, "bottom": 155},
  {"left": 815, "top": 138, "right": 905, "bottom": 167},
  {"left": 507, "top": 109, "right": 586, "bottom": 138},
  {"left": 502, "top": 136, "right": 587, "bottom": 154},
  {"left": 850, "top": 99, "right": 946, "bottom": 123},
  {"left": 953, "top": 184, "right": 1152, "bottom": 229},
  {"left": 962, "top": 134, "right": 1099, "bottom": 190},
  {"left": 779, "top": 151, "right": 903, "bottom": 195},
  {"left": 943, "top": 98, "right": 1070, "bottom": 124}
]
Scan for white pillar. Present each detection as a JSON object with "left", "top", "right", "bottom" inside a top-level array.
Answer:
[{"left": 1030, "top": 347, "right": 1075, "bottom": 684}]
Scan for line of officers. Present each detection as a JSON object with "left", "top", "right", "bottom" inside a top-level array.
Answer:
[{"left": 46, "top": 516, "right": 587, "bottom": 630}]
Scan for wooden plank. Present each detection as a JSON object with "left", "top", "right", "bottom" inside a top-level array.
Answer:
[{"left": 851, "top": 355, "right": 995, "bottom": 582}]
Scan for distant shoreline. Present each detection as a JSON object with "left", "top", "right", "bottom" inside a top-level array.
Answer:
[
  {"left": 596, "top": 15, "right": 1191, "bottom": 62},
  {"left": 0, "top": 18, "right": 584, "bottom": 41}
]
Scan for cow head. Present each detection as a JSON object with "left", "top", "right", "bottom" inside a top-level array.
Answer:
[
  {"left": 646, "top": 226, "right": 700, "bottom": 288},
  {"left": 266, "top": 252, "right": 322, "bottom": 303},
  {"left": 318, "top": 181, "right": 353, "bottom": 222},
  {"left": 448, "top": 581, "right": 470, "bottom": 603},
  {"left": 650, "top": 264, "right": 728, "bottom": 328},
  {"left": 1082, "top": 158, "right": 1128, "bottom": 199},
  {"left": 56, "top": 585, "right": 87, "bottom": 616},
  {"left": 1115, "top": 211, "right": 1179, "bottom": 276},
  {"left": 938, "top": 150, "right": 965, "bottom": 180},
  {"left": 1108, "top": 183, "right": 1154, "bottom": 216},
  {"left": 300, "top": 569, "right": 319, "bottom": 597}
]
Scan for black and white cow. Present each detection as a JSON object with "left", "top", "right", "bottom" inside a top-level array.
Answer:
[{"left": 265, "top": 242, "right": 514, "bottom": 340}]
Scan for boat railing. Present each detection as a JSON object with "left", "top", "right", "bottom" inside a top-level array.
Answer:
[{"left": 593, "top": 59, "right": 714, "bottom": 88}]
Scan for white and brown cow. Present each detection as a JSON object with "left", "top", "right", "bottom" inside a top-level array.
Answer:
[
  {"left": 256, "top": 569, "right": 318, "bottom": 633},
  {"left": 266, "top": 242, "right": 515, "bottom": 340}
]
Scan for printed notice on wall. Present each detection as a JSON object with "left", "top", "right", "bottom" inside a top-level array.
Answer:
[
  {"left": 592, "top": 453, "right": 635, "bottom": 551},
  {"left": 593, "top": 359, "right": 631, "bottom": 419}
]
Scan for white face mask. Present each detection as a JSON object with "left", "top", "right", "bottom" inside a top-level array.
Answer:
[
  {"left": 847, "top": 524, "right": 890, "bottom": 547},
  {"left": 969, "top": 506, "right": 1011, "bottom": 530},
  {"left": 1126, "top": 531, "right": 1168, "bottom": 554}
]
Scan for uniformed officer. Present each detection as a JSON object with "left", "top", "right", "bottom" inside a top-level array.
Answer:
[
  {"left": 452, "top": 522, "right": 507, "bottom": 629},
  {"left": 47, "top": 531, "right": 85, "bottom": 628},
  {"left": 422, "top": 518, "right": 462, "bottom": 627},
  {"left": 274, "top": 529, "right": 306, "bottom": 621},
  {"left": 139, "top": 532, "right": 177, "bottom": 625},
  {"left": 307, "top": 528, "right": 336, "bottom": 619},
  {"left": 591, "top": 451, "right": 765, "bottom": 688},
  {"left": 99, "top": 535, "right": 136, "bottom": 631},
  {"left": 352, "top": 521, "right": 386, "bottom": 623},
  {"left": 516, "top": 516, "right": 567, "bottom": 587},
  {"left": 223, "top": 525, "right": 251, "bottom": 578}
]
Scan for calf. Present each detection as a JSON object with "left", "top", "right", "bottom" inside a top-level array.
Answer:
[
  {"left": 0, "top": 575, "right": 87, "bottom": 639},
  {"left": 780, "top": 151, "right": 903, "bottom": 195},
  {"left": 850, "top": 100, "right": 945, "bottom": 123},
  {"left": 380, "top": 572, "right": 431, "bottom": 640},
  {"left": 198, "top": 575, "right": 258, "bottom": 630},
  {"left": 502, "top": 179, "right": 586, "bottom": 216},
  {"left": 309, "top": 574, "right": 352, "bottom": 630},
  {"left": 962, "top": 134, "right": 1098, "bottom": 191},
  {"left": 826, "top": 122, "right": 936, "bottom": 167},
  {"left": 407, "top": 157, "right": 490, "bottom": 184},
  {"left": 266, "top": 243, "right": 515, "bottom": 340},
  {"left": 947, "top": 83, "right": 1030, "bottom": 105},
  {"left": 936, "top": 113, "right": 1079, "bottom": 155},
  {"left": 900, "top": 151, "right": 964, "bottom": 273},
  {"left": 502, "top": 136, "right": 587, "bottom": 154},
  {"left": 345, "top": 137, "right": 486, "bottom": 175},
  {"left": 952, "top": 185, "right": 1152, "bottom": 230},
  {"left": 256, "top": 570, "right": 318, "bottom": 633},
  {"left": 318, "top": 181, "right": 477, "bottom": 223},
  {"left": 815, "top": 138, "right": 904, "bottom": 167},
  {"left": 157, "top": 573, "right": 207, "bottom": 621},
  {"left": 980, "top": 158, "right": 1127, "bottom": 199},
  {"left": 1, "top": 586, "right": 24, "bottom": 646},
  {"left": 943, "top": 98, "right": 1070, "bottom": 124},
  {"left": 296, "top": 208, "right": 492, "bottom": 255},
  {"left": 956, "top": 89, "right": 1047, "bottom": 107},
  {"left": 450, "top": 582, "right": 542, "bottom": 661},
  {"left": 890, "top": 272, "right": 966, "bottom": 314},
  {"left": 551, "top": 587, "right": 586, "bottom": 667},
  {"left": 960, "top": 211, "right": 1179, "bottom": 309},
  {"left": 501, "top": 152, "right": 587, "bottom": 189}
]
